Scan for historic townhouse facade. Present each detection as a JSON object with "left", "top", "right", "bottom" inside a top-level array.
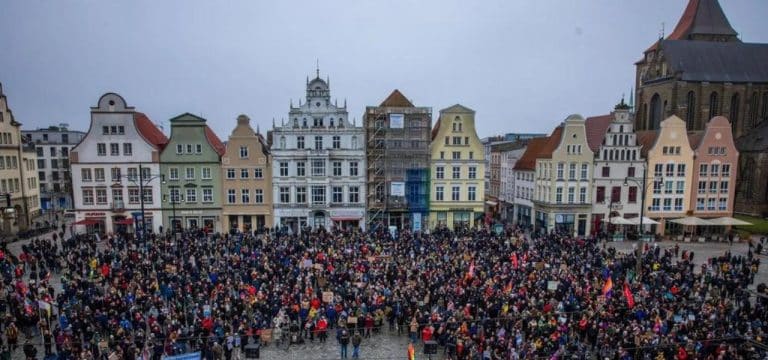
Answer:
[
  {"left": 493, "top": 141, "right": 526, "bottom": 221},
  {"left": 365, "top": 90, "right": 431, "bottom": 231},
  {"left": 160, "top": 114, "right": 225, "bottom": 232},
  {"left": 429, "top": 104, "right": 485, "bottom": 230},
  {"left": 0, "top": 83, "right": 40, "bottom": 234},
  {"left": 71, "top": 93, "right": 167, "bottom": 234},
  {"left": 512, "top": 137, "right": 547, "bottom": 227},
  {"left": 23, "top": 126, "right": 86, "bottom": 210},
  {"left": 272, "top": 73, "right": 366, "bottom": 232},
  {"left": 533, "top": 115, "right": 594, "bottom": 236},
  {"left": 221, "top": 115, "right": 272, "bottom": 232},
  {"left": 591, "top": 103, "right": 644, "bottom": 233},
  {"left": 637, "top": 116, "right": 695, "bottom": 234},
  {"left": 690, "top": 116, "right": 739, "bottom": 218}
]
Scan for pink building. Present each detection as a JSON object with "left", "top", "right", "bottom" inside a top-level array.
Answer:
[{"left": 690, "top": 116, "right": 739, "bottom": 218}]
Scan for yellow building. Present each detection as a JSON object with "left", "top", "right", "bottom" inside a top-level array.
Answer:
[
  {"left": 637, "top": 115, "right": 695, "bottom": 235},
  {"left": 429, "top": 104, "right": 485, "bottom": 230},
  {"left": 221, "top": 115, "right": 273, "bottom": 232}
]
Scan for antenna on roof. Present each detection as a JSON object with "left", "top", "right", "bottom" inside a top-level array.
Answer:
[
  {"left": 659, "top": 22, "right": 665, "bottom": 39},
  {"left": 316, "top": 59, "right": 320, "bottom": 78}
]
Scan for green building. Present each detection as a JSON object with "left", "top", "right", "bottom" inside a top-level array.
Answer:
[{"left": 160, "top": 113, "right": 226, "bottom": 232}]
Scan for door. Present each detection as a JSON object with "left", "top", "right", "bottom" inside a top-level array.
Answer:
[
  {"left": 577, "top": 219, "right": 586, "bottom": 236},
  {"left": 314, "top": 212, "right": 326, "bottom": 229},
  {"left": 188, "top": 218, "right": 198, "bottom": 229}
]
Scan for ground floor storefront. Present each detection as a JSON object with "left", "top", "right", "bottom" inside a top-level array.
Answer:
[
  {"left": 73, "top": 209, "right": 162, "bottom": 235},
  {"left": 429, "top": 207, "right": 484, "bottom": 231},
  {"left": 163, "top": 209, "right": 221, "bottom": 234},
  {"left": 514, "top": 204, "right": 532, "bottom": 227},
  {"left": 275, "top": 207, "right": 366, "bottom": 233},
  {"left": 224, "top": 213, "right": 271, "bottom": 233},
  {"left": 533, "top": 204, "right": 592, "bottom": 237}
]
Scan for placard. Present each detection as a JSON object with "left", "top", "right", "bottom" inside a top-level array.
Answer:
[
  {"left": 260, "top": 329, "right": 272, "bottom": 343},
  {"left": 547, "top": 281, "right": 559, "bottom": 291},
  {"left": 322, "top": 291, "right": 334, "bottom": 303},
  {"left": 347, "top": 316, "right": 358, "bottom": 325},
  {"left": 313, "top": 263, "right": 323, "bottom": 270}
]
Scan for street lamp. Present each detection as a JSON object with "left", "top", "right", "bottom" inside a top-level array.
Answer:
[
  {"left": 118, "top": 164, "right": 164, "bottom": 241},
  {"left": 162, "top": 190, "right": 178, "bottom": 235},
  {"left": 624, "top": 165, "right": 662, "bottom": 281}
]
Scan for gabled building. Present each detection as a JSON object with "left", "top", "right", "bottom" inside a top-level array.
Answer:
[
  {"left": 636, "top": 116, "right": 695, "bottom": 234},
  {"left": 491, "top": 141, "right": 526, "bottom": 222},
  {"left": 429, "top": 104, "right": 485, "bottom": 230},
  {"left": 273, "top": 71, "right": 366, "bottom": 232},
  {"left": 160, "top": 113, "right": 225, "bottom": 232},
  {"left": 591, "top": 102, "right": 644, "bottom": 234},
  {"left": 365, "top": 90, "right": 431, "bottom": 231},
  {"left": 221, "top": 115, "right": 272, "bottom": 232},
  {"left": 71, "top": 93, "right": 168, "bottom": 234},
  {"left": 533, "top": 115, "right": 594, "bottom": 236},
  {"left": 512, "top": 137, "right": 548, "bottom": 227},
  {"left": 690, "top": 116, "right": 739, "bottom": 218}
]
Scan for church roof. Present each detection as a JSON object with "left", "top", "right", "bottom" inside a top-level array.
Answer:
[
  {"left": 585, "top": 114, "right": 613, "bottom": 153},
  {"left": 662, "top": 40, "right": 768, "bottom": 83},
  {"left": 379, "top": 89, "right": 414, "bottom": 107},
  {"left": 645, "top": 0, "right": 738, "bottom": 53}
]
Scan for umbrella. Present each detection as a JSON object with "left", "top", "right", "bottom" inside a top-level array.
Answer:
[
  {"left": 670, "top": 217, "right": 714, "bottom": 226},
  {"left": 626, "top": 216, "right": 660, "bottom": 225},
  {"left": 608, "top": 216, "right": 633, "bottom": 225},
  {"left": 707, "top": 217, "right": 753, "bottom": 226}
]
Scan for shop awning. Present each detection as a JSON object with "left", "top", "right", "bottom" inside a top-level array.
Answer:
[
  {"left": 607, "top": 216, "right": 633, "bottom": 225},
  {"left": 114, "top": 218, "right": 135, "bottom": 225},
  {"left": 73, "top": 219, "right": 99, "bottom": 226},
  {"left": 670, "top": 217, "right": 714, "bottom": 226},
  {"left": 707, "top": 217, "right": 753, "bottom": 226},
  {"left": 485, "top": 201, "right": 498, "bottom": 206},
  {"left": 626, "top": 216, "right": 660, "bottom": 225}
]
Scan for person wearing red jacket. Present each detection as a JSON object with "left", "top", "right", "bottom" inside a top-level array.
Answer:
[{"left": 316, "top": 317, "right": 328, "bottom": 342}]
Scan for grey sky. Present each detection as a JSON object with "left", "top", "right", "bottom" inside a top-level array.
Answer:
[{"left": 1, "top": 1, "right": 766, "bottom": 139}]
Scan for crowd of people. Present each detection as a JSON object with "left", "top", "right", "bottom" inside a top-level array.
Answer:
[{"left": 0, "top": 223, "right": 765, "bottom": 359}]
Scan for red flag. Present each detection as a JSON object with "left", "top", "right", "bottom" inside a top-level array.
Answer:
[
  {"left": 623, "top": 283, "right": 635, "bottom": 309},
  {"left": 511, "top": 253, "right": 519, "bottom": 269},
  {"left": 468, "top": 260, "right": 475, "bottom": 279}
]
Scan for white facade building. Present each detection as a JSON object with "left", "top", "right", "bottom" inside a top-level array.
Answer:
[
  {"left": 512, "top": 138, "right": 547, "bottom": 227},
  {"left": 271, "top": 73, "right": 366, "bottom": 232},
  {"left": 23, "top": 126, "right": 86, "bottom": 210},
  {"left": 591, "top": 105, "right": 644, "bottom": 234},
  {"left": 498, "top": 145, "right": 525, "bottom": 221},
  {"left": 70, "top": 93, "right": 168, "bottom": 234}
]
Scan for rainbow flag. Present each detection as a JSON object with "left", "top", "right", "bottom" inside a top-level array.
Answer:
[{"left": 602, "top": 277, "right": 613, "bottom": 297}]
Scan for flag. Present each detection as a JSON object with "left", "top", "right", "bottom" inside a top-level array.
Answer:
[
  {"left": 407, "top": 342, "right": 416, "bottom": 360},
  {"left": 467, "top": 260, "right": 475, "bottom": 279},
  {"left": 511, "top": 253, "right": 518, "bottom": 269},
  {"left": 623, "top": 283, "right": 635, "bottom": 309},
  {"left": 602, "top": 277, "right": 613, "bottom": 297}
]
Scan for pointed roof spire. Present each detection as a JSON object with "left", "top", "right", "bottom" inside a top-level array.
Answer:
[
  {"left": 629, "top": 88, "right": 635, "bottom": 110},
  {"left": 668, "top": 0, "right": 738, "bottom": 41},
  {"left": 316, "top": 58, "right": 320, "bottom": 78}
]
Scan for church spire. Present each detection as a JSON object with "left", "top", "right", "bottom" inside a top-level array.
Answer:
[{"left": 668, "top": 0, "right": 738, "bottom": 42}]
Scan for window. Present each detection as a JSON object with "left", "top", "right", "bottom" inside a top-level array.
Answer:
[
  {"left": 252, "top": 168, "right": 262, "bottom": 179},
  {"left": 699, "top": 164, "right": 707, "bottom": 177},
  {"left": 170, "top": 188, "right": 181, "bottom": 203},
  {"left": 718, "top": 198, "right": 728, "bottom": 211},
  {"left": 296, "top": 187, "right": 307, "bottom": 204},
  {"left": 722, "top": 164, "right": 730, "bottom": 177},
  {"left": 610, "top": 186, "right": 621, "bottom": 203},
  {"left": 94, "top": 168, "right": 105, "bottom": 182},
  {"left": 580, "top": 164, "right": 588, "bottom": 179},
  {"left": 296, "top": 162, "right": 305, "bottom": 177},
  {"left": 568, "top": 163, "right": 576, "bottom": 179},
  {"left": 720, "top": 181, "right": 729, "bottom": 193},
  {"left": 601, "top": 166, "right": 610, "bottom": 177},
  {"left": 556, "top": 163, "right": 564, "bottom": 179},
  {"left": 654, "top": 164, "right": 663, "bottom": 177},
  {"left": 651, "top": 198, "right": 661, "bottom": 211},
  {"left": 176, "top": 144, "right": 183, "bottom": 154},
  {"left": 565, "top": 187, "right": 573, "bottom": 203},
  {"left": 698, "top": 181, "right": 707, "bottom": 194},
  {"left": 468, "top": 166, "right": 477, "bottom": 179},
  {"left": 311, "top": 159, "right": 325, "bottom": 176},
  {"left": 111, "top": 188, "right": 123, "bottom": 204},
  {"left": 314, "top": 136, "right": 323, "bottom": 150},
  {"left": 202, "top": 188, "right": 213, "bottom": 203},
  {"left": 663, "top": 198, "right": 672, "bottom": 211},
  {"left": 128, "top": 188, "right": 140, "bottom": 204},
  {"left": 97, "top": 143, "right": 106, "bottom": 156},
  {"left": 332, "top": 136, "right": 341, "bottom": 149},
  {"left": 444, "top": 137, "right": 449, "bottom": 145},
  {"left": 96, "top": 189, "right": 107, "bottom": 204},
  {"left": 126, "top": 167, "right": 137, "bottom": 181},
  {"left": 81, "top": 168, "right": 92, "bottom": 182},
  {"left": 628, "top": 186, "right": 637, "bottom": 203},
  {"left": 664, "top": 181, "right": 673, "bottom": 194},
  {"left": 555, "top": 187, "right": 563, "bottom": 203},
  {"left": 627, "top": 166, "right": 635, "bottom": 178},
  {"left": 226, "top": 168, "right": 235, "bottom": 179},
  {"left": 469, "top": 152, "right": 474, "bottom": 160},
  {"left": 254, "top": 189, "right": 264, "bottom": 203},
  {"left": 280, "top": 162, "right": 288, "bottom": 177},
  {"left": 596, "top": 186, "right": 605, "bottom": 202},
  {"left": 202, "top": 167, "right": 211, "bottom": 179},
  {"left": 451, "top": 186, "right": 460, "bottom": 201},
  {"left": 709, "top": 181, "right": 718, "bottom": 193},
  {"left": 685, "top": 91, "right": 696, "bottom": 130},
  {"left": 110, "top": 168, "right": 121, "bottom": 182},
  {"left": 452, "top": 166, "right": 460, "bottom": 179},
  {"left": 468, "top": 186, "right": 477, "bottom": 201},
  {"left": 452, "top": 151, "right": 460, "bottom": 160},
  {"left": 577, "top": 187, "right": 585, "bottom": 203},
  {"left": 709, "top": 92, "right": 719, "bottom": 117},
  {"left": 677, "top": 164, "right": 685, "bottom": 177},
  {"left": 110, "top": 143, "right": 119, "bottom": 156},
  {"left": 674, "top": 198, "right": 683, "bottom": 211},
  {"left": 185, "top": 168, "right": 195, "bottom": 180},
  {"left": 297, "top": 136, "right": 305, "bottom": 149},
  {"left": 349, "top": 162, "right": 358, "bottom": 176},
  {"left": 436, "top": 166, "right": 444, "bottom": 179},
  {"left": 696, "top": 198, "right": 705, "bottom": 210},
  {"left": 452, "top": 137, "right": 461, "bottom": 145},
  {"left": 439, "top": 151, "right": 444, "bottom": 160},
  {"left": 333, "top": 161, "right": 342, "bottom": 176},
  {"left": 349, "top": 186, "right": 359, "bottom": 203},
  {"left": 707, "top": 198, "right": 716, "bottom": 211},
  {"left": 82, "top": 189, "right": 94, "bottom": 205},
  {"left": 351, "top": 136, "right": 357, "bottom": 149},
  {"left": 122, "top": 143, "right": 132, "bottom": 156},
  {"left": 238, "top": 146, "right": 249, "bottom": 159},
  {"left": 665, "top": 164, "right": 674, "bottom": 177},
  {"left": 436, "top": 186, "right": 444, "bottom": 201},
  {"left": 332, "top": 186, "right": 343, "bottom": 203},
  {"left": 710, "top": 164, "right": 719, "bottom": 177},
  {"left": 185, "top": 189, "right": 196, "bottom": 203},
  {"left": 241, "top": 189, "right": 250, "bottom": 203},
  {"left": 311, "top": 186, "right": 325, "bottom": 204},
  {"left": 241, "top": 168, "right": 249, "bottom": 179},
  {"left": 186, "top": 144, "right": 193, "bottom": 153},
  {"left": 675, "top": 181, "right": 684, "bottom": 194}
]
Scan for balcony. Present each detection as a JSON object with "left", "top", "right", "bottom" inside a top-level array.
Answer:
[{"left": 111, "top": 201, "right": 125, "bottom": 212}]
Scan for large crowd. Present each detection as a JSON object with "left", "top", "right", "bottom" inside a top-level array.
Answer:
[{"left": 0, "top": 223, "right": 765, "bottom": 359}]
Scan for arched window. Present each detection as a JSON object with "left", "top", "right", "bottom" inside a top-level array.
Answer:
[
  {"left": 649, "top": 94, "right": 662, "bottom": 129},
  {"left": 762, "top": 93, "right": 768, "bottom": 124},
  {"left": 750, "top": 92, "right": 759, "bottom": 126},
  {"left": 685, "top": 91, "right": 696, "bottom": 130},
  {"left": 643, "top": 103, "right": 648, "bottom": 130},
  {"left": 730, "top": 93, "right": 740, "bottom": 133},
  {"left": 620, "top": 149, "right": 625, "bottom": 161},
  {"left": 279, "top": 136, "right": 286, "bottom": 149},
  {"left": 709, "top": 92, "right": 720, "bottom": 118}
]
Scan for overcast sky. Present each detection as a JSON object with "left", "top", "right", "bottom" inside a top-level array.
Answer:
[{"left": 1, "top": 1, "right": 766, "bottom": 139}]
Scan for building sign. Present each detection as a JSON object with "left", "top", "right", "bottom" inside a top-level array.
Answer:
[
  {"left": 180, "top": 210, "right": 203, "bottom": 215},
  {"left": 329, "top": 209, "right": 364, "bottom": 218},
  {"left": 276, "top": 209, "right": 308, "bottom": 218},
  {"left": 85, "top": 212, "right": 106, "bottom": 217},
  {"left": 390, "top": 114, "right": 404, "bottom": 128},
  {"left": 390, "top": 182, "right": 405, "bottom": 197}
]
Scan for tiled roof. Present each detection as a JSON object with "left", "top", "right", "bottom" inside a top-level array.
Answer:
[
  {"left": 379, "top": 89, "right": 414, "bottom": 107},
  {"left": 537, "top": 126, "right": 564, "bottom": 160},
  {"left": 635, "top": 130, "right": 660, "bottom": 158},
  {"left": 204, "top": 126, "right": 226, "bottom": 156},
  {"left": 646, "top": 0, "right": 737, "bottom": 52},
  {"left": 585, "top": 114, "right": 613, "bottom": 152},
  {"left": 431, "top": 117, "right": 441, "bottom": 141},
  {"left": 661, "top": 40, "right": 768, "bottom": 82},
  {"left": 134, "top": 112, "right": 168, "bottom": 149},
  {"left": 513, "top": 137, "right": 548, "bottom": 171}
]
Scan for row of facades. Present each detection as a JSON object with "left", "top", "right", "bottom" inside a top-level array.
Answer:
[
  {"left": 493, "top": 101, "right": 739, "bottom": 236},
  {"left": 69, "top": 75, "right": 487, "bottom": 234}
]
